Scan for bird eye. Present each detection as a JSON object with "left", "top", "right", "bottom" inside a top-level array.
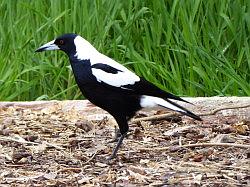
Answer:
[{"left": 59, "top": 40, "right": 64, "bottom": 45}]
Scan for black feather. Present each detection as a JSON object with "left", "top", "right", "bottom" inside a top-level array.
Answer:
[
  {"left": 122, "top": 78, "right": 192, "bottom": 104},
  {"left": 91, "top": 63, "right": 122, "bottom": 74}
]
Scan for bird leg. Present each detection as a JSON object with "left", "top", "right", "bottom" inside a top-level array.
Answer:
[
  {"left": 108, "top": 126, "right": 121, "bottom": 143},
  {"left": 107, "top": 132, "right": 127, "bottom": 160}
]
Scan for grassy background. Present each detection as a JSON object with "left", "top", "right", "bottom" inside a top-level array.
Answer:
[{"left": 0, "top": 0, "right": 249, "bottom": 101}]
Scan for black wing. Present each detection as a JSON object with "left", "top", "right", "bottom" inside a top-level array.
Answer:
[
  {"left": 90, "top": 63, "right": 191, "bottom": 104},
  {"left": 123, "top": 78, "right": 192, "bottom": 104}
]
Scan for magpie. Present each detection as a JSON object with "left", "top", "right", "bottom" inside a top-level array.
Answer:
[{"left": 36, "top": 33, "right": 202, "bottom": 159}]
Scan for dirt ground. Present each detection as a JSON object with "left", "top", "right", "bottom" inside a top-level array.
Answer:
[{"left": 0, "top": 97, "right": 249, "bottom": 186}]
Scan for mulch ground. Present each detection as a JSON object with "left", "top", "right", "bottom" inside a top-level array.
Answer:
[{"left": 0, "top": 99, "right": 249, "bottom": 186}]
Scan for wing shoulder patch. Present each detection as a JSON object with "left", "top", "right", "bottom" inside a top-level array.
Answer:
[
  {"left": 91, "top": 63, "right": 122, "bottom": 74},
  {"left": 91, "top": 63, "right": 140, "bottom": 88}
]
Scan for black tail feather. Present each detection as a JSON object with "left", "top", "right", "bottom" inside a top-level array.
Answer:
[
  {"left": 166, "top": 99, "right": 202, "bottom": 121},
  {"left": 164, "top": 92, "right": 194, "bottom": 105}
]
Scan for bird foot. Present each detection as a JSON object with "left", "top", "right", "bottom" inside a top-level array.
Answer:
[
  {"left": 106, "top": 132, "right": 127, "bottom": 161},
  {"left": 106, "top": 154, "right": 116, "bottom": 161}
]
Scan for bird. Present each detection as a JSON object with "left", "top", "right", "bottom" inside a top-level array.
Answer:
[{"left": 35, "top": 33, "right": 202, "bottom": 159}]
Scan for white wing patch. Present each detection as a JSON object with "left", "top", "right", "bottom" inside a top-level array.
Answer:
[
  {"left": 92, "top": 68, "right": 140, "bottom": 87},
  {"left": 140, "top": 95, "right": 186, "bottom": 113},
  {"left": 90, "top": 53, "right": 141, "bottom": 87},
  {"left": 73, "top": 35, "right": 140, "bottom": 87}
]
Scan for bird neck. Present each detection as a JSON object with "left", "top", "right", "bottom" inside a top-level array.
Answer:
[
  {"left": 69, "top": 58, "right": 96, "bottom": 87},
  {"left": 73, "top": 36, "right": 99, "bottom": 61}
]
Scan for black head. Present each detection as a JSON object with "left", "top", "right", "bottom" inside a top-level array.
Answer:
[{"left": 35, "top": 33, "right": 78, "bottom": 56}]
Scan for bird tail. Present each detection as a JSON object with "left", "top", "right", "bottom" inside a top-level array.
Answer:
[
  {"left": 140, "top": 95, "right": 202, "bottom": 121},
  {"left": 162, "top": 98, "right": 202, "bottom": 121}
]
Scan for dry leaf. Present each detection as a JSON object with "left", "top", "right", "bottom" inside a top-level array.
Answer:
[
  {"left": 128, "top": 165, "right": 147, "bottom": 175},
  {"left": 43, "top": 172, "right": 57, "bottom": 180},
  {"left": 127, "top": 169, "right": 149, "bottom": 183},
  {"left": 29, "top": 142, "right": 47, "bottom": 154},
  {"left": 210, "top": 134, "right": 236, "bottom": 143},
  {"left": 95, "top": 162, "right": 107, "bottom": 167},
  {"left": 192, "top": 153, "right": 205, "bottom": 162},
  {"left": 75, "top": 120, "right": 94, "bottom": 132},
  {"left": 232, "top": 121, "right": 249, "bottom": 135},
  {"left": 192, "top": 174, "right": 203, "bottom": 185},
  {"left": 163, "top": 125, "right": 195, "bottom": 136},
  {"left": 78, "top": 176, "right": 93, "bottom": 184}
]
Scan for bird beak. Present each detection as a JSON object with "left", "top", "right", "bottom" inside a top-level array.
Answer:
[{"left": 35, "top": 40, "right": 60, "bottom": 52}]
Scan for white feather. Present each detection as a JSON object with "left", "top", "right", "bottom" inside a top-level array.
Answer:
[
  {"left": 73, "top": 35, "right": 140, "bottom": 87},
  {"left": 92, "top": 68, "right": 139, "bottom": 87},
  {"left": 74, "top": 36, "right": 98, "bottom": 60},
  {"left": 140, "top": 95, "right": 186, "bottom": 113}
]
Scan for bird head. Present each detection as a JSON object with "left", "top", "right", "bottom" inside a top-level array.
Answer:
[
  {"left": 35, "top": 33, "right": 78, "bottom": 55},
  {"left": 35, "top": 33, "right": 98, "bottom": 60}
]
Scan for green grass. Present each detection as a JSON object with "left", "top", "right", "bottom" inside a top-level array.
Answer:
[{"left": 0, "top": 0, "right": 249, "bottom": 101}]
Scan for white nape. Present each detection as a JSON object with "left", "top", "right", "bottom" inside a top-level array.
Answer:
[{"left": 74, "top": 36, "right": 98, "bottom": 60}]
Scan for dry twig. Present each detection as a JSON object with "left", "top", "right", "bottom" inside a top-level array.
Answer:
[
  {"left": 0, "top": 135, "right": 65, "bottom": 150},
  {"left": 57, "top": 167, "right": 82, "bottom": 173},
  {"left": 139, "top": 142, "right": 250, "bottom": 152},
  {"left": 83, "top": 151, "right": 98, "bottom": 164},
  {"left": 176, "top": 142, "right": 250, "bottom": 149}
]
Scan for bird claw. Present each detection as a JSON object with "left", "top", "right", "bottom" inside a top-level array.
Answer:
[
  {"left": 106, "top": 154, "right": 116, "bottom": 161},
  {"left": 105, "top": 151, "right": 120, "bottom": 165}
]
